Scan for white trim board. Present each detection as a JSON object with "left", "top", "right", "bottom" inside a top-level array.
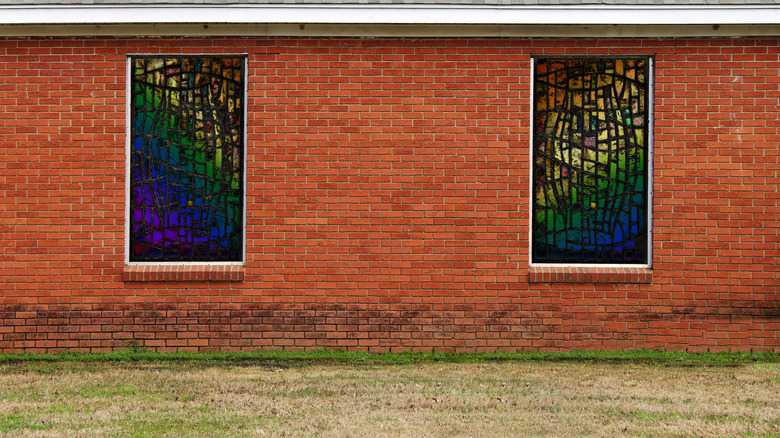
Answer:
[{"left": 1, "top": 4, "right": 780, "bottom": 26}]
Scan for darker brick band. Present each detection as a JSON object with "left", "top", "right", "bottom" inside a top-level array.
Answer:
[{"left": 0, "top": 302, "right": 777, "bottom": 353}]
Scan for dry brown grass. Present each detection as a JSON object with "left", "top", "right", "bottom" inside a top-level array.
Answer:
[{"left": 0, "top": 361, "right": 778, "bottom": 437}]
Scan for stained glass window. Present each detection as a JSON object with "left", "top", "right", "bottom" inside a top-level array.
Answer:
[
  {"left": 129, "top": 56, "right": 244, "bottom": 262},
  {"left": 532, "top": 58, "right": 650, "bottom": 264}
]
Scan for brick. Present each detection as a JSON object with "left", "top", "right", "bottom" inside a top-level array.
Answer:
[{"left": 0, "top": 36, "right": 777, "bottom": 352}]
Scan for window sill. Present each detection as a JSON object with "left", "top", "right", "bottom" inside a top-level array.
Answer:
[
  {"left": 528, "top": 266, "right": 652, "bottom": 284},
  {"left": 123, "top": 264, "right": 245, "bottom": 282}
]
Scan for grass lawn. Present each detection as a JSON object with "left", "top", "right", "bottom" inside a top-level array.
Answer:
[{"left": 0, "top": 350, "right": 778, "bottom": 437}]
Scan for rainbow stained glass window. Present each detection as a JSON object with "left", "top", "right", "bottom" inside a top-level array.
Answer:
[
  {"left": 129, "top": 56, "right": 244, "bottom": 262},
  {"left": 532, "top": 58, "right": 650, "bottom": 264}
]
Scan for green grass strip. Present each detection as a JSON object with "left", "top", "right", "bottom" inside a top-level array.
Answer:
[{"left": 0, "top": 348, "right": 777, "bottom": 367}]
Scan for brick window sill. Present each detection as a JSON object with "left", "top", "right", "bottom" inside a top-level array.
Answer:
[
  {"left": 123, "top": 264, "right": 245, "bottom": 282},
  {"left": 528, "top": 266, "right": 652, "bottom": 284}
]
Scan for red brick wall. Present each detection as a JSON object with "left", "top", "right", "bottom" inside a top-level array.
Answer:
[{"left": 0, "top": 36, "right": 778, "bottom": 352}]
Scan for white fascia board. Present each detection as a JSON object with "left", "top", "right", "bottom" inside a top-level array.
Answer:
[{"left": 1, "top": 5, "right": 779, "bottom": 26}]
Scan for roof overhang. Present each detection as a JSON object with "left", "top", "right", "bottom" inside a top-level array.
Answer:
[{"left": 1, "top": 4, "right": 780, "bottom": 37}]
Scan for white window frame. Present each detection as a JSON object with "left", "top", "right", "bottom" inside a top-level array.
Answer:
[
  {"left": 528, "top": 56, "right": 653, "bottom": 269},
  {"left": 124, "top": 54, "right": 248, "bottom": 266}
]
